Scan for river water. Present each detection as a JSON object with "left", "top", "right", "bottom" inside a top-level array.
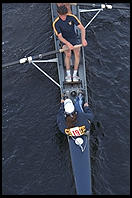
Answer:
[{"left": 2, "top": 3, "right": 130, "bottom": 195}]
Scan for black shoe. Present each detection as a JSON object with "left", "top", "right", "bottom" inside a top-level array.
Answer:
[
  {"left": 70, "top": 91, "right": 77, "bottom": 97},
  {"left": 63, "top": 96, "right": 68, "bottom": 100}
]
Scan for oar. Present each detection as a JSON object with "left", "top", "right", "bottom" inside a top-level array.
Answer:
[
  {"left": 2, "top": 44, "right": 82, "bottom": 68},
  {"left": 77, "top": 3, "right": 129, "bottom": 10}
]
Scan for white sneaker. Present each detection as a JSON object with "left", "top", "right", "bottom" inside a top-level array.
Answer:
[
  {"left": 73, "top": 75, "right": 80, "bottom": 82},
  {"left": 65, "top": 75, "right": 72, "bottom": 82}
]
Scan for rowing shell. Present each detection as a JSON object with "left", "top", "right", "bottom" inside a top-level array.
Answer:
[{"left": 51, "top": 3, "right": 92, "bottom": 195}]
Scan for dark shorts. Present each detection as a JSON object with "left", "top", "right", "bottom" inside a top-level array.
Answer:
[{"left": 60, "top": 37, "right": 81, "bottom": 47}]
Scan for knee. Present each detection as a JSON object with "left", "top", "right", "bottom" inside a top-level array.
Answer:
[
  {"left": 66, "top": 51, "right": 71, "bottom": 58},
  {"left": 74, "top": 50, "right": 80, "bottom": 57}
]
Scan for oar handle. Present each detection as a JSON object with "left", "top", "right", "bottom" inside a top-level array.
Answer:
[
  {"left": 59, "top": 44, "right": 83, "bottom": 53},
  {"left": 70, "top": 3, "right": 77, "bottom": 6}
]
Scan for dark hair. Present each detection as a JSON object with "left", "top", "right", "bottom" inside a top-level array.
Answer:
[
  {"left": 66, "top": 112, "right": 77, "bottom": 129},
  {"left": 57, "top": 5, "right": 68, "bottom": 15}
]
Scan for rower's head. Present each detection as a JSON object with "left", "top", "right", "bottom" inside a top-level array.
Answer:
[
  {"left": 64, "top": 99, "right": 77, "bottom": 128},
  {"left": 57, "top": 5, "right": 68, "bottom": 21},
  {"left": 64, "top": 99, "right": 75, "bottom": 115}
]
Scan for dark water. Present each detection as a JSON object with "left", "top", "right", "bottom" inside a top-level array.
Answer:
[{"left": 2, "top": 3, "right": 130, "bottom": 195}]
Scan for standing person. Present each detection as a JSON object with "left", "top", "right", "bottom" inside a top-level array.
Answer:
[
  {"left": 52, "top": 5, "right": 87, "bottom": 82},
  {"left": 57, "top": 93, "right": 94, "bottom": 136}
]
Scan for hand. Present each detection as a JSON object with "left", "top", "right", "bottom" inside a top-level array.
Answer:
[
  {"left": 67, "top": 42, "right": 74, "bottom": 50},
  {"left": 61, "top": 99, "right": 64, "bottom": 103},
  {"left": 82, "top": 39, "right": 87, "bottom": 47},
  {"left": 84, "top": 102, "right": 89, "bottom": 107}
]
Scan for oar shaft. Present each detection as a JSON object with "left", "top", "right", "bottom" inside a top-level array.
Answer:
[
  {"left": 2, "top": 60, "right": 20, "bottom": 68},
  {"left": 2, "top": 50, "right": 59, "bottom": 68},
  {"left": 33, "top": 44, "right": 82, "bottom": 58},
  {"left": 2, "top": 44, "right": 82, "bottom": 68},
  {"left": 77, "top": 3, "right": 129, "bottom": 10},
  {"left": 32, "top": 49, "right": 59, "bottom": 60},
  {"left": 112, "top": 5, "right": 129, "bottom": 10},
  {"left": 78, "top": 3, "right": 104, "bottom": 8}
]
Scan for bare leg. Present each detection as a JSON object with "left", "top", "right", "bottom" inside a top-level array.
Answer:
[
  {"left": 62, "top": 45, "right": 72, "bottom": 82},
  {"left": 72, "top": 47, "right": 80, "bottom": 81},
  {"left": 63, "top": 45, "right": 71, "bottom": 70},
  {"left": 73, "top": 47, "right": 80, "bottom": 70}
]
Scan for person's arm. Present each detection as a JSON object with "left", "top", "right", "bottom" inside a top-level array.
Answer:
[
  {"left": 77, "top": 24, "right": 87, "bottom": 46},
  {"left": 53, "top": 19, "right": 74, "bottom": 50},
  {"left": 58, "top": 33, "right": 74, "bottom": 50},
  {"left": 83, "top": 103, "right": 94, "bottom": 122},
  {"left": 70, "top": 15, "right": 87, "bottom": 47}
]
